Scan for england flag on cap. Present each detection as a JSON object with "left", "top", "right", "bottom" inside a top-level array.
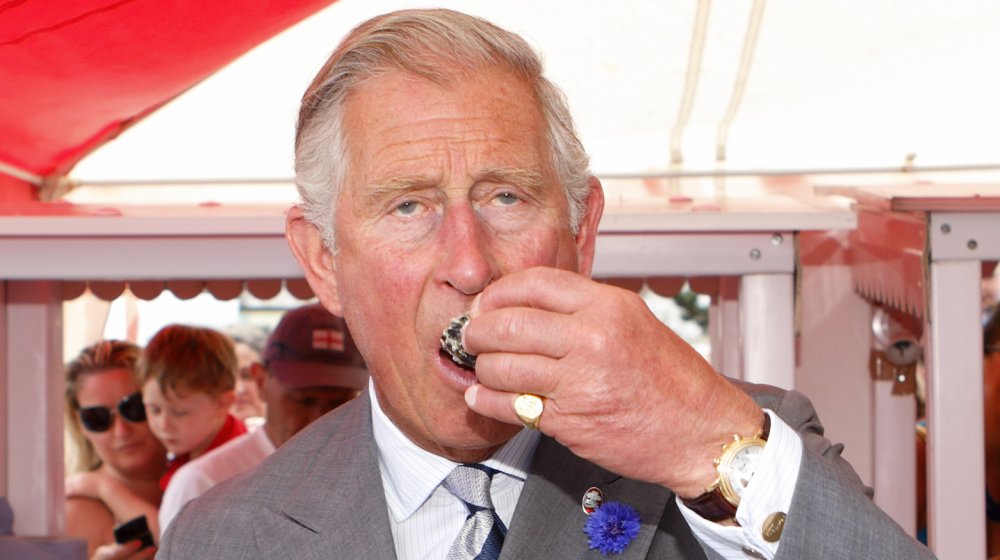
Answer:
[{"left": 312, "top": 328, "right": 344, "bottom": 352}]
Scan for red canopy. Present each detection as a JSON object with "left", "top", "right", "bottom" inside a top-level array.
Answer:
[{"left": 0, "top": 0, "right": 335, "bottom": 189}]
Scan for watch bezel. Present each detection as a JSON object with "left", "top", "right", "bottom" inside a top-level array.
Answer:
[{"left": 716, "top": 435, "right": 767, "bottom": 506}]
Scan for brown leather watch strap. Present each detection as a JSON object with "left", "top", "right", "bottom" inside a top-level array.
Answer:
[
  {"left": 758, "top": 412, "right": 772, "bottom": 440},
  {"left": 680, "top": 413, "right": 771, "bottom": 521},
  {"left": 681, "top": 484, "right": 739, "bottom": 521}
]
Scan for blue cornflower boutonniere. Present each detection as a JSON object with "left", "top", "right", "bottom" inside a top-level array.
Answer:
[{"left": 583, "top": 500, "right": 641, "bottom": 555}]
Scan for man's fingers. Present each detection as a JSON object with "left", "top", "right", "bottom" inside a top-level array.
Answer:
[
  {"left": 472, "top": 267, "right": 595, "bottom": 316},
  {"left": 473, "top": 352, "right": 560, "bottom": 394},
  {"left": 465, "top": 384, "right": 550, "bottom": 432},
  {"left": 463, "top": 307, "right": 574, "bottom": 360}
]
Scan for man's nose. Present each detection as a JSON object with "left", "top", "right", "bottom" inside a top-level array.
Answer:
[{"left": 436, "top": 204, "right": 497, "bottom": 295}]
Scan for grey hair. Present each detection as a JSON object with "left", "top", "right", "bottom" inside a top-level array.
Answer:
[{"left": 294, "top": 8, "right": 592, "bottom": 250}]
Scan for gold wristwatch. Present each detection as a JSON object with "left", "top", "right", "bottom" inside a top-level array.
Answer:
[{"left": 681, "top": 414, "right": 770, "bottom": 521}]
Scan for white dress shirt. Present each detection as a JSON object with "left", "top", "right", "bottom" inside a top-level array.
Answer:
[
  {"left": 371, "top": 388, "right": 802, "bottom": 560},
  {"left": 371, "top": 387, "right": 539, "bottom": 560}
]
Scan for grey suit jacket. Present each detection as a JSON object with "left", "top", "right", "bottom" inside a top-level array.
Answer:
[{"left": 158, "top": 382, "right": 935, "bottom": 559}]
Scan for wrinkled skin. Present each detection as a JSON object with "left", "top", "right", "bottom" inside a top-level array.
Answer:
[
  {"left": 463, "top": 268, "right": 761, "bottom": 496},
  {"left": 287, "top": 65, "right": 761, "bottom": 496}
]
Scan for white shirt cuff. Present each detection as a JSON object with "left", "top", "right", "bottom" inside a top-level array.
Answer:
[{"left": 676, "top": 409, "right": 802, "bottom": 560}]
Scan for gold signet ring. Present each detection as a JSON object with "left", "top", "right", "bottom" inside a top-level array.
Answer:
[{"left": 514, "top": 393, "right": 544, "bottom": 430}]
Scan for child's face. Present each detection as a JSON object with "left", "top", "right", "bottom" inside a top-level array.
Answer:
[{"left": 142, "top": 379, "right": 231, "bottom": 459}]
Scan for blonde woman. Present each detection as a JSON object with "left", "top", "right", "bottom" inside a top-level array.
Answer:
[{"left": 65, "top": 340, "right": 166, "bottom": 559}]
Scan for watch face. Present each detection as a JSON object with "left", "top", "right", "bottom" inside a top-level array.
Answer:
[{"left": 719, "top": 441, "right": 765, "bottom": 503}]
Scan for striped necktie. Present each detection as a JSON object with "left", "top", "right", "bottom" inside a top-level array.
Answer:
[{"left": 443, "top": 464, "right": 507, "bottom": 560}]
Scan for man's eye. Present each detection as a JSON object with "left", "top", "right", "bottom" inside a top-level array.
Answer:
[
  {"left": 393, "top": 200, "right": 424, "bottom": 216},
  {"left": 493, "top": 191, "right": 520, "bottom": 206}
]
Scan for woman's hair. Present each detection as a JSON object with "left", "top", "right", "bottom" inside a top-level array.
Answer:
[
  {"left": 64, "top": 340, "right": 143, "bottom": 473},
  {"left": 294, "top": 8, "right": 592, "bottom": 250},
  {"left": 139, "top": 324, "right": 237, "bottom": 397}
]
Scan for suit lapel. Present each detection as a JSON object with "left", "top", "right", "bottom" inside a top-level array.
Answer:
[
  {"left": 500, "top": 436, "right": 674, "bottom": 560},
  {"left": 252, "top": 391, "right": 398, "bottom": 559},
  {"left": 246, "top": 394, "right": 706, "bottom": 559}
]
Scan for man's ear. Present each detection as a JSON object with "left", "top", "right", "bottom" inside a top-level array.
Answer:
[
  {"left": 286, "top": 205, "right": 342, "bottom": 315},
  {"left": 574, "top": 176, "right": 605, "bottom": 277}
]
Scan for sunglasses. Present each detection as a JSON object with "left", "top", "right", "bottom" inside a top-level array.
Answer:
[{"left": 78, "top": 392, "right": 146, "bottom": 432}]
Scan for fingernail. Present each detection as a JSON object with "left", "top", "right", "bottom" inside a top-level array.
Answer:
[
  {"left": 469, "top": 293, "right": 483, "bottom": 317},
  {"left": 465, "top": 384, "right": 478, "bottom": 408}
]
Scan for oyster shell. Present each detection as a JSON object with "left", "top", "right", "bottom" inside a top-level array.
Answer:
[{"left": 440, "top": 313, "right": 476, "bottom": 369}]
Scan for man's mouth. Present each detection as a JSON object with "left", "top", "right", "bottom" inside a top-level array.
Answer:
[{"left": 439, "top": 348, "right": 475, "bottom": 373}]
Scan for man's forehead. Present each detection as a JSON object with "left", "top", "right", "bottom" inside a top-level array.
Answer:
[
  {"left": 369, "top": 167, "right": 544, "bottom": 191},
  {"left": 343, "top": 67, "right": 541, "bottom": 127},
  {"left": 341, "top": 74, "right": 550, "bottom": 177}
]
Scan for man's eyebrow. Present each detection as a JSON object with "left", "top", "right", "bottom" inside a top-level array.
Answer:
[
  {"left": 477, "top": 167, "right": 545, "bottom": 193},
  {"left": 368, "top": 175, "right": 438, "bottom": 195},
  {"left": 355, "top": 168, "right": 546, "bottom": 214},
  {"left": 357, "top": 175, "right": 439, "bottom": 214}
]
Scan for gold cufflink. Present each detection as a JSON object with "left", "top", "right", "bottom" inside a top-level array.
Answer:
[{"left": 762, "top": 511, "right": 786, "bottom": 543}]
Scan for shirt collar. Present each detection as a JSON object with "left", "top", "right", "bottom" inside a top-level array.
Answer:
[{"left": 369, "top": 381, "right": 539, "bottom": 522}]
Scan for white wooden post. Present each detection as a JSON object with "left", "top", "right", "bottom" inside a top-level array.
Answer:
[
  {"left": 0, "top": 281, "right": 6, "bottom": 502},
  {"left": 4, "top": 281, "right": 64, "bottom": 536},
  {"left": 740, "top": 273, "right": 795, "bottom": 389},
  {"left": 926, "top": 260, "right": 984, "bottom": 559},
  {"left": 712, "top": 277, "right": 743, "bottom": 379},
  {"left": 871, "top": 377, "right": 916, "bottom": 534}
]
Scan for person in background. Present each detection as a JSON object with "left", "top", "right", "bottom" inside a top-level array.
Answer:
[
  {"left": 984, "top": 307, "right": 1000, "bottom": 557},
  {"left": 160, "top": 9, "right": 934, "bottom": 559},
  {"left": 158, "top": 303, "right": 367, "bottom": 535},
  {"left": 916, "top": 306, "right": 1000, "bottom": 555},
  {"left": 139, "top": 325, "right": 247, "bottom": 501},
  {"left": 64, "top": 340, "right": 165, "bottom": 560},
  {"left": 224, "top": 323, "right": 270, "bottom": 430}
]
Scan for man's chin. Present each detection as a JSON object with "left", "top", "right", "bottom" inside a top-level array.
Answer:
[{"left": 430, "top": 411, "right": 523, "bottom": 462}]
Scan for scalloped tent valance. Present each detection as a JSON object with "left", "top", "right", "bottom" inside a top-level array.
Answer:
[
  {"left": 60, "top": 278, "right": 316, "bottom": 302},
  {"left": 59, "top": 276, "right": 728, "bottom": 302}
]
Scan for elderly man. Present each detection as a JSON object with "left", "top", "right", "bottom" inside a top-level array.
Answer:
[{"left": 160, "top": 9, "right": 934, "bottom": 559}]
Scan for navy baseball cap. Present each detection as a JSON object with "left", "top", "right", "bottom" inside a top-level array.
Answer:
[{"left": 262, "top": 304, "right": 368, "bottom": 390}]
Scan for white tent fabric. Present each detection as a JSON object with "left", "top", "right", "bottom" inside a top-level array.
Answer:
[{"left": 72, "top": 0, "right": 1000, "bottom": 188}]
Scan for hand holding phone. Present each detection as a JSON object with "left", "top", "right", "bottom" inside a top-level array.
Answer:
[{"left": 113, "top": 515, "right": 154, "bottom": 549}]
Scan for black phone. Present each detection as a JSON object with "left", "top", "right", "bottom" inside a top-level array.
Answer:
[{"left": 113, "top": 515, "right": 154, "bottom": 549}]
